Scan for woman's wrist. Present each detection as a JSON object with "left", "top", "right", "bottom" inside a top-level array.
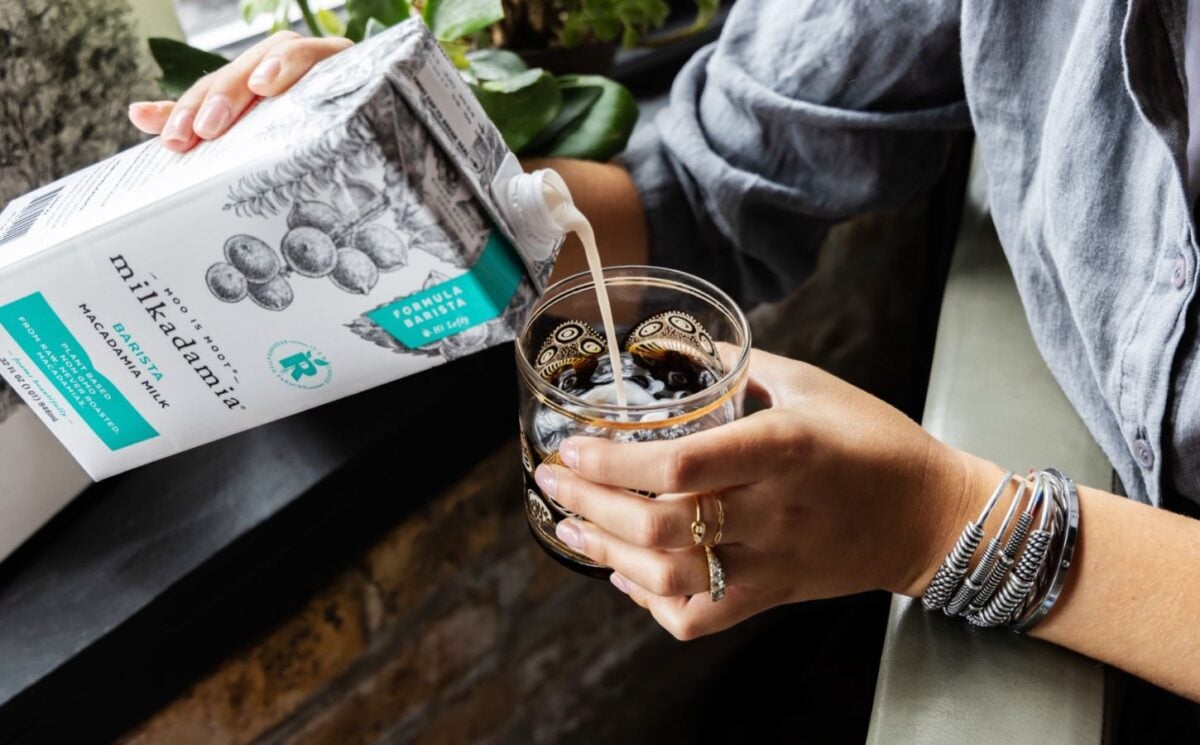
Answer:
[{"left": 890, "top": 444, "right": 1009, "bottom": 597}]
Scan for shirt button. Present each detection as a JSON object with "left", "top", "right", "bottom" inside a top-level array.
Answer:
[
  {"left": 1171, "top": 259, "right": 1187, "bottom": 290},
  {"left": 1133, "top": 438, "right": 1155, "bottom": 468}
]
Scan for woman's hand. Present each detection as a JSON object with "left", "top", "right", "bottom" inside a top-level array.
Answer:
[
  {"left": 129, "top": 31, "right": 352, "bottom": 152},
  {"left": 535, "top": 348, "right": 1001, "bottom": 640}
]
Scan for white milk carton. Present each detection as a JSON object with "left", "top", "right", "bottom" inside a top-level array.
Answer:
[{"left": 0, "top": 19, "right": 567, "bottom": 480}]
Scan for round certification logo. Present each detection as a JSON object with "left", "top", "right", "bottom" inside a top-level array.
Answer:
[{"left": 267, "top": 340, "right": 332, "bottom": 389}]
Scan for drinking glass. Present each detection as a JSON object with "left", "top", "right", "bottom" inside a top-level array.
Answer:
[{"left": 515, "top": 266, "right": 752, "bottom": 576}]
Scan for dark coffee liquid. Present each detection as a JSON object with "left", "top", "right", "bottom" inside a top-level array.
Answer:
[{"left": 549, "top": 348, "right": 720, "bottom": 401}]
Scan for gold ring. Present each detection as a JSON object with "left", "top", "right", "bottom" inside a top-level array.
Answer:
[
  {"left": 690, "top": 497, "right": 706, "bottom": 545},
  {"left": 705, "top": 546, "right": 726, "bottom": 601},
  {"left": 711, "top": 497, "right": 725, "bottom": 547}
]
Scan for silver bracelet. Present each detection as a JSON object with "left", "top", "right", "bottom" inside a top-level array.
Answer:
[
  {"left": 922, "top": 467, "right": 1081, "bottom": 633},
  {"left": 968, "top": 477, "right": 1053, "bottom": 628},
  {"left": 921, "top": 471, "right": 1015, "bottom": 612},
  {"left": 1009, "top": 469, "right": 1080, "bottom": 633},
  {"left": 966, "top": 478, "right": 1038, "bottom": 615},
  {"left": 944, "top": 476, "right": 1026, "bottom": 616}
]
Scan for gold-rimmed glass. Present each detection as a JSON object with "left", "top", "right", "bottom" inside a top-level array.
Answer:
[{"left": 515, "top": 266, "right": 751, "bottom": 576}]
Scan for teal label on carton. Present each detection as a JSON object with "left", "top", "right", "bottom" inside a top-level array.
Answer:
[
  {"left": 0, "top": 292, "right": 158, "bottom": 450},
  {"left": 367, "top": 230, "right": 524, "bottom": 348}
]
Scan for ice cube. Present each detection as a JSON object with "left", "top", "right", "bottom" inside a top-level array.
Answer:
[{"left": 532, "top": 406, "right": 575, "bottom": 455}]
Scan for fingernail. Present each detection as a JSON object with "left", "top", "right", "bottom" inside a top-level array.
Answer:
[
  {"left": 556, "top": 520, "right": 583, "bottom": 551},
  {"left": 128, "top": 102, "right": 154, "bottom": 116},
  {"left": 249, "top": 57, "right": 281, "bottom": 88},
  {"left": 193, "top": 95, "right": 231, "bottom": 138},
  {"left": 534, "top": 465, "right": 557, "bottom": 497},
  {"left": 161, "top": 106, "right": 194, "bottom": 145},
  {"left": 559, "top": 439, "right": 579, "bottom": 469},
  {"left": 610, "top": 572, "right": 630, "bottom": 594}
]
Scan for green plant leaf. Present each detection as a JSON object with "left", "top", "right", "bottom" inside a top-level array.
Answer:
[
  {"left": 316, "top": 8, "right": 346, "bottom": 35},
  {"left": 477, "top": 68, "right": 544, "bottom": 93},
  {"left": 241, "top": 0, "right": 282, "bottom": 23},
  {"left": 440, "top": 40, "right": 472, "bottom": 70},
  {"left": 640, "top": 0, "right": 719, "bottom": 47},
  {"left": 423, "top": 0, "right": 503, "bottom": 42},
  {"left": 465, "top": 48, "right": 527, "bottom": 80},
  {"left": 470, "top": 69, "right": 561, "bottom": 153},
  {"left": 148, "top": 38, "right": 229, "bottom": 97},
  {"left": 691, "top": 0, "right": 720, "bottom": 30},
  {"left": 345, "top": 0, "right": 410, "bottom": 41},
  {"left": 272, "top": 0, "right": 294, "bottom": 33},
  {"left": 559, "top": 0, "right": 669, "bottom": 48},
  {"left": 523, "top": 84, "right": 601, "bottom": 153},
  {"left": 532, "top": 75, "right": 638, "bottom": 161},
  {"left": 294, "top": 0, "right": 324, "bottom": 35}
]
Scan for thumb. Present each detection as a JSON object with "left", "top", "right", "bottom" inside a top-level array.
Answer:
[{"left": 741, "top": 348, "right": 811, "bottom": 409}]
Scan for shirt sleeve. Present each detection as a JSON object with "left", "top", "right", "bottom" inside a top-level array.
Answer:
[{"left": 618, "top": 0, "right": 971, "bottom": 306}]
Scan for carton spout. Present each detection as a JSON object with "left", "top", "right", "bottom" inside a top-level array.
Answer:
[
  {"left": 538, "top": 169, "right": 573, "bottom": 226},
  {"left": 493, "top": 154, "right": 572, "bottom": 276}
]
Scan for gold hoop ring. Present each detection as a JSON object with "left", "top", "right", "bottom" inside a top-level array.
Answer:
[
  {"left": 711, "top": 497, "right": 725, "bottom": 547},
  {"left": 690, "top": 497, "right": 707, "bottom": 545}
]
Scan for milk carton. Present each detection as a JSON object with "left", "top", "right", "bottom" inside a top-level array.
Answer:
[{"left": 0, "top": 19, "right": 565, "bottom": 480}]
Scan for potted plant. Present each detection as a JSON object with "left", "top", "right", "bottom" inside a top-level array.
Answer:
[
  {"left": 494, "top": 0, "right": 718, "bottom": 75},
  {"left": 150, "top": 0, "right": 716, "bottom": 162}
]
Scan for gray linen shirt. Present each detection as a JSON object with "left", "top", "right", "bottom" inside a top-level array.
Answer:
[{"left": 621, "top": 0, "right": 1200, "bottom": 509}]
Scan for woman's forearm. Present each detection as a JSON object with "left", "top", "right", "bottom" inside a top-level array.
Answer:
[
  {"left": 1031, "top": 483, "right": 1200, "bottom": 700},
  {"left": 918, "top": 455, "right": 1200, "bottom": 701},
  {"left": 520, "top": 158, "right": 648, "bottom": 280}
]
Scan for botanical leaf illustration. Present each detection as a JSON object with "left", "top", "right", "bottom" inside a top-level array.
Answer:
[
  {"left": 470, "top": 121, "right": 507, "bottom": 180},
  {"left": 223, "top": 115, "right": 380, "bottom": 218}
]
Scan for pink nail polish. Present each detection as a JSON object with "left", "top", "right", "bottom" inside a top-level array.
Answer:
[
  {"left": 556, "top": 520, "right": 583, "bottom": 551},
  {"left": 161, "top": 106, "right": 195, "bottom": 145},
  {"left": 534, "top": 465, "right": 556, "bottom": 497},
  {"left": 559, "top": 439, "right": 579, "bottom": 469},
  {"left": 249, "top": 57, "right": 281, "bottom": 88},
  {"left": 193, "top": 95, "right": 231, "bottom": 137},
  {"left": 610, "top": 573, "right": 630, "bottom": 594}
]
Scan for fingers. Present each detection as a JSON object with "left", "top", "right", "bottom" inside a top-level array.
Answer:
[
  {"left": 158, "top": 73, "right": 210, "bottom": 151},
  {"left": 742, "top": 347, "right": 813, "bottom": 408},
  {"left": 247, "top": 36, "right": 354, "bottom": 97},
  {"left": 555, "top": 518, "right": 711, "bottom": 597},
  {"left": 612, "top": 573, "right": 761, "bottom": 641},
  {"left": 560, "top": 410, "right": 792, "bottom": 494},
  {"left": 707, "top": 344, "right": 809, "bottom": 408},
  {"left": 134, "top": 31, "right": 355, "bottom": 152},
  {"left": 538, "top": 464, "right": 739, "bottom": 549},
  {"left": 128, "top": 101, "right": 176, "bottom": 134},
  {"left": 187, "top": 30, "right": 304, "bottom": 144}
]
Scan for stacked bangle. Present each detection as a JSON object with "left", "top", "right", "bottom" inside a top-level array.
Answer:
[
  {"left": 1010, "top": 469, "right": 1080, "bottom": 632},
  {"left": 921, "top": 468, "right": 1080, "bottom": 633}
]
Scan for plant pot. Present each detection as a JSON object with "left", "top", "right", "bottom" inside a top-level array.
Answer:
[{"left": 515, "top": 42, "right": 618, "bottom": 76}]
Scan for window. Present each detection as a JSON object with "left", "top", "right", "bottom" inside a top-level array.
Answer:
[{"left": 172, "top": 0, "right": 345, "bottom": 55}]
